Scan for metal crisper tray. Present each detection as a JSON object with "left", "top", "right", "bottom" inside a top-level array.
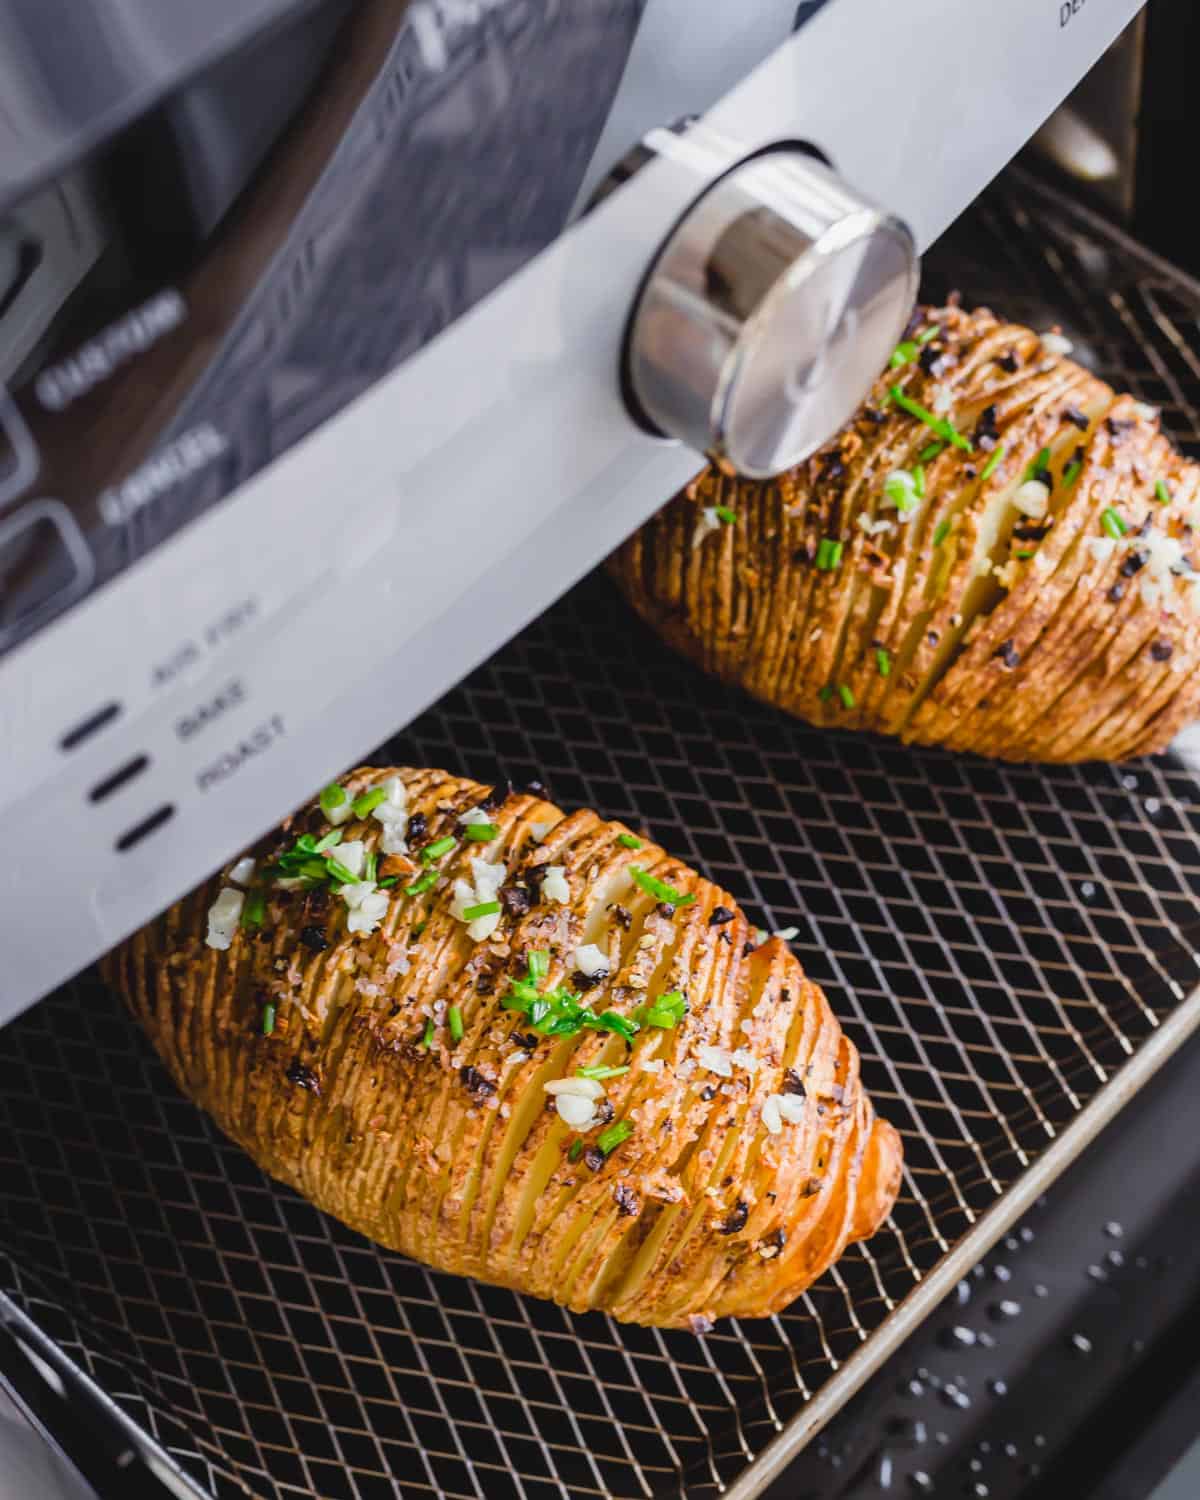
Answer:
[{"left": 6, "top": 167, "right": 1200, "bottom": 1500}]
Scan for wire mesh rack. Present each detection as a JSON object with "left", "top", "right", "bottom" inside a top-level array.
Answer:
[{"left": 5, "top": 168, "right": 1200, "bottom": 1500}]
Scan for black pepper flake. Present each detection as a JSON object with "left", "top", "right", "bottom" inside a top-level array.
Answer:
[
  {"left": 300, "top": 925, "right": 328, "bottom": 952},
  {"left": 973, "top": 404, "right": 1000, "bottom": 450},
  {"left": 1107, "top": 582, "right": 1125, "bottom": 604},
  {"left": 1107, "top": 416, "right": 1136, "bottom": 441},
  {"left": 818, "top": 449, "right": 847, "bottom": 484},
  {"left": 1120, "top": 550, "right": 1147, "bottom": 577},
  {"left": 614, "top": 1184, "right": 639, "bottom": 1217},
  {"left": 993, "top": 640, "right": 1020, "bottom": 669},
  {"left": 460, "top": 1066, "right": 496, "bottom": 1102},
  {"left": 609, "top": 904, "right": 633, "bottom": 930},
  {"left": 996, "top": 350, "right": 1019, "bottom": 374},
  {"left": 656, "top": 902, "right": 676, "bottom": 919},
  {"left": 778, "top": 986, "right": 791, "bottom": 1005},
  {"left": 801, "top": 1177, "right": 823, "bottom": 1198},
  {"left": 918, "top": 343, "right": 949, "bottom": 377},
  {"left": 524, "top": 779, "right": 548, "bottom": 796},
  {"left": 863, "top": 406, "right": 887, "bottom": 426},
  {"left": 594, "top": 1098, "right": 616, "bottom": 1127},
  {"left": 742, "top": 941, "right": 756, "bottom": 957},
  {"left": 572, "top": 967, "right": 608, "bottom": 992},
  {"left": 304, "top": 889, "right": 330, "bottom": 918},
  {"left": 792, "top": 544, "right": 815, "bottom": 566},
  {"left": 926, "top": 629, "right": 940, "bottom": 647},
  {"left": 719, "top": 1201, "right": 749, "bottom": 1236},
  {"left": 1013, "top": 522, "right": 1050, "bottom": 542},
  {"left": 708, "top": 906, "right": 736, "bottom": 927},
  {"left": 500, "top": 884, "right": 532, "bottom": 918},
  {"left": 286, "top": 1060, "right": 320, "bottom": 1094},
  {"left": 510, "top": 1030, "right": 538, "bottom": 1049},
  {"left": 583, "top": 1147, "right": 605, "bottom": 1172},
  {"left": 1151, "top": 639, "right": 1174, "bottom": 662},
  {"left": 405, "top": 811, "right": 428, "bottom": 844},
  {"left": 759, "top": 1227, "right": 787, "bottom": 1259},
  {"left": 481, "top": 780, "right": 514, "bottom": 812},
  {"left": 782, "top": 1069, "right": 807, "bottom": 1097},
  {"left": 1062, "top": 405, "right": 1089, "bottom": 432},
  {"left": 700, "top": 1085, "right": 717, "bottom": 1102}
]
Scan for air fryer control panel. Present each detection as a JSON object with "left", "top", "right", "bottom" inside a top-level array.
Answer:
[{"left": 0, "top": 0, "right": 1146, "bottom": 1018}]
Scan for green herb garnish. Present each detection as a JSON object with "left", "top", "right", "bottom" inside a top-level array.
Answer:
[
  {"left": 448, "top": 1005, "right": 464, "bottom": 1042},
  {"left": 528, "top": 950, "right": 550, "bottom": 983},
  {"left": 933, "top": 519, "right": 951, "bottom": 547},
  {"left": 714, "top": 505, "right": 737, "bottom": 524},
  {"left": 875, "top": 647, "right": 891, "bottom": 677},
  {"left": 1157, "top": 479, "right": 1172, "bottom": 505},
  {"left": 378, "top": 876, "right": 399, "bottom": 889},
  {"left": 617, "top": 833, "right": 643, "bottom": 850},
  {"left": 462, "top": 900, "right": 500, "bottom": 921},
  {"left": 914, "top": 464, "right": 926, "bottom": 500},
  {"left": 421, "top": 836, "right": 456, "bottom": 863},
  {"left": 352, "top": 786, "right": 388, "bottom": 818},
  {"left": 241, "top": 888, "right": 266, "bottom": 930},
  {"left": 1062, "top": 458, "right": 1083, "bottom": 489},
  {"left": 1101, "top": 508, "right": 1128, "bottom": 539},
  {"left": 597, "top": 1119, "right": 634, "bottom": 1156},
  {"left": 577, "top": 1064, "right": 630, "bottom": 1080},
  {"left": 838, "top": 683, "right": 855, "bottom": 710},
  {"left": 883, "top": 470, "right": 919, "bottom": 513},
  {"left": 635, "top": 989, "right": 687, "bottom": 1029},
  {"left": 464, "top": 822, "right": 500, "bottom": 842},
  {"left": 890, "top": 340, "right": 919, "bottom": 368},
  {"left": 919, "top": 439, "right": 946, "bottom": 462},
  {"left": 818, "top": 684, "right": 834, "bottom": 703},
  {"left": 629, "top": 866, "right": 695, "bottom": 906},
  {"left": 568, "top": 1139, "right": 584, "bottom": 1162},
  {"left": 917, "top": 326, "right": 940, "bottom": 345},
  {"left": 1025, "top": 446, "right": 1052, "bottom": 482},
  {"left": 420, "top": 1018, "right": 435, "bottom": 1049},
  {"left": 816, "top": 537, "right": 844, "bottom": 571},
  {"left": 405, "top": 870, "right": 438, "bottom": 896},
  {"left": 980, "top": 444, "right": 1006, "bottom": 483},
  {"left": 319, "top": 782, "right": 347, "bottom": 817},
  {"left": 1015, "top": 549, "right": 1035, "bottom": 559},
  {"left": 262, "top": 1001, "right": 276, "bottom": 1036},
  {"left": 324, "top": 858, "right": 358, "bottom": 886},
  {"left": 313, "top": 829, "right": 343, "bottom": 853},
  {"left": 888, "top": 384, "right": 972, "bottom": 452}
]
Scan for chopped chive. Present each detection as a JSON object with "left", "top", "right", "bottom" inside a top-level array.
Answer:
[
  {"left": 1063, "top": 458, "right": 1083, "bottom": 488},
  {"left": 875, "top": 647, "right": 892, "bottom": 677},
  {"left": 884, "top": 471, "right": 919, "bottom": 513},
  {"left": 528, "top": 950, "right": 550, "bottom": 983},
  {"left": 714, "top": 505, "right": 737, "bottom": 524},
  {"left": 635, "top": 989, "right": 687, "bottom": 1029},
  {"left": 889, "top": 339, "right": 918, "bottom": 368},
  {"left": 888, "top": 385, "right": 972, "bottom": 451},
  {"left": 913, "top": 464, "right": 926, "bottom": 500},
  {"left": 421, "top": 836, "right": 456, "bottom": 863},
  {"left": 818, "top": 684, "right": 834, "bottom": 702},
  {"left": 448, "top": 1005, "right": 464, "bottom": 1042},
  {"left": 462, "top": 900, "right": 501, "bottom": 920},
  {"left": 464, "top": 822, "right": 500, "bottom": 842},
  {"left": 324, "top": 858, "right": 358, "bottom": 886},
  {"left": 319, "top": 782, "right": 347, "bottom": 816},
  {"left": 412, "top": 922, "right": 426, "bottom": 937},
  {"left": 1025, "top": 446, "right": 1052, "bottom": 482},
  {"left": 378, "top": 876, "right": 399, "bottom": 888},
  {"left": 313, "top": 829, "right": 343, "bottom": 853},
  {"left": 617, "top": 833, "right": 643, "bottom": 850},
  {"left": 917, "top": 326, "right": 940, "bottom": 345},
  {"left": 577, "top": 1064, "right": 630, "bottom": 1080},
  {"left": 241, "top": 888, "right": 266, "bottom": 929},
  {"left": 838, "top": 683, "right": 855, "bottom": 710},
  {"left": 405, "top": 870, "right": 438, "bottom": 896},
  {"left": 364, "top": 851, "right": 378, "bottom": 884},
  {"left": 1157, "top": 479, "right": 1172, "bottom": 505},
  {"left": 262, "top": 1001, "right": 276, "bottom": 1036},
  {"left": 816, "top": 537, "right": 844, "bottom": 571},
  {"left": 597, "top": 1119, "right": 634, "bottom": 1156},
  {"left": 1015, "top": 549, "right": 1035, "bottom": 559},
  {"left": 568, "top": 1139, "right": 584, "bottom": 1163},
  {"left": 933, "top": 519, "right": 951, "bottom": 546},
  {"left": 980, "top": 444, "right": 1006, "bottom": 482},
  {"left": 629, "top": 866, "right": 695, "bottom": 906},
  {"left": 919, "top": 439, "right": 946, "bottom": 462},
  {"left": 583, "top": 1010, "right": 640, "bottom": 1042},
  {"left": 420, "top": 1018, "right": 435, "bottom": 1049},
  {"left": 352, "top": 786, "right": 388, "bottom": 818},
  {"left": 1101, "top": 507, "right": 1128, "bottom": 539}
]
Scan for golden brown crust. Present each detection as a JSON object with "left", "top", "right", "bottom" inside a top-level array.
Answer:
[
  {"left": 103, "top": 767, "right": 900, "bottom": 1328},
  {"left": 610, "top": 305, "right": 1200, "bottom": 762}
]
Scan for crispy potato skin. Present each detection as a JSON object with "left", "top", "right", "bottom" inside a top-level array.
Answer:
[
  {"left": 103, "top": 768, "right": 900, "bottom": 1328},
  {"left": 611, "top": 305, "right": 1200, "bottom": 762}
]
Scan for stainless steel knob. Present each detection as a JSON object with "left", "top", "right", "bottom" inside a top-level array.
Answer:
[{"left": 624, "top": 138, "right": 919, "bottom": 479}]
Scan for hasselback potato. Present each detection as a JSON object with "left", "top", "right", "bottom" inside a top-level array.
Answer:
[
  {"left": 611, "top": 303, "right": 1200, "bottom": 762},
  {"left": 105, "top": 767, "right": 901, "bottom": 1329}
]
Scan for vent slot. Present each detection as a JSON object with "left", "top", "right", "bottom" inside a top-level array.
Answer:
[
  {"left": 114, "top": 804, "right": 174, "bottom": 852},
  {"left": 88, "top": 755, "right": 150, "bottom": 804},
  {"left": 59, "top": 701, "right": 121, "bottom": 751}
]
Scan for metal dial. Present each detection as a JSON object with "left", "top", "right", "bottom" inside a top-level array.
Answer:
[{"left": 624, "top": 135, "right": 919, "bottom": 478}]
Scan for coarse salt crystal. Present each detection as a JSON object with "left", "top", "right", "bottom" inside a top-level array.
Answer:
[
  {"left": 761, "top": 1096, "right": 783, "bottom": 1135},
  {"left": 777, "top": 1093, "right": 807, "bottom": 1125},
  {"left": 1041, "top": 331, "right": 1073, "bottom": 357},
  {"left": 228, "top": 856, "right": 256, "bottom": 886},
  {"left": 698, "top": 1044, "right": 732, "bottom": 1077},
  {"left": 856, "top": 513, "right": 896, "bottom": 537},
  {"left": 932, "top": 386, "right": 952, "bottom": 415},
  {"left": 731, "top": 1048, "right": 760, "bottom": 1074},
  {"left": 641, "top": 1059, "right": 664, "bottom": 1074},
  {"left": 1087, "top": 536, "right": 1116, "bottom": 564}
]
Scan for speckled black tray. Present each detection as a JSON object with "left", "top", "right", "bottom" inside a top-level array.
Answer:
[{"left": 4, "top": 168, "right": 1200, "bottom": 1500}]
